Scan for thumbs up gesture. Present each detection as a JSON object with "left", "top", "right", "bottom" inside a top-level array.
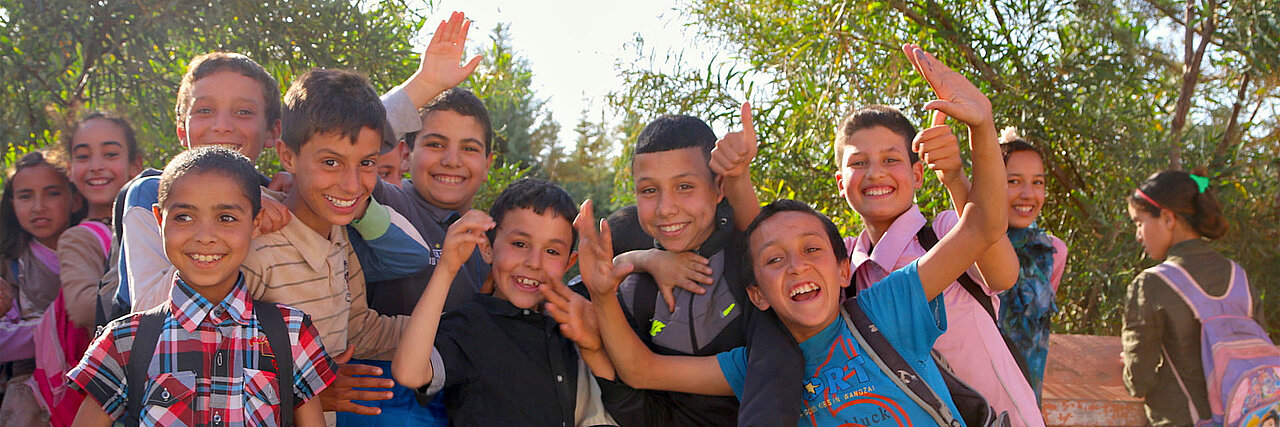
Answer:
[
  {"left": 710, "top": 102, "right": 759, "bottom": 179},
  {"left": 914, "top": 110, "right": 965, "bottom": 185}
]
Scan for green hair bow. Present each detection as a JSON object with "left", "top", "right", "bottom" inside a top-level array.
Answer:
[{"left": 1189, "top": 174, "right": 1210, "bottom": 193}]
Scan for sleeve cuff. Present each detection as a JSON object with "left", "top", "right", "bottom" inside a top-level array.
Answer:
[
  {"left": 350, "top": 196, "right": 391, "bottom": 239},
  {"left": 415, "top": 349, "right": 448, "bottom": 398},
  {"left": 381, "top": 87, "right": 422, "bottom": 140}
]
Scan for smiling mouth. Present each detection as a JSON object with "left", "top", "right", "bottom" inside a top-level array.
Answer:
[
  {"left": 789, "top": 282, "right": 821, "bottom": 302},
  {"left": 514, "top": 276, "right": 544, "bottom": 291},
  {"left": 862, "top": 186, "right": 894, "bottom": 197},
  {"left": 324, "top": 194, "right": 357, "bottom": 208},
  {"left": 432, "top": 174, "right": 464, "bottom": 185},
  {"left": 1013, "top": 204, "right": 1036, "bottom": 214},
  {"left": 658, "top": 222, "right": 688, "bottom": 234},
  {"left": 86, "top": 177, "right": 113, "bottom": 186},
  {"left": 189, "top": 253, "right": 224, "bottom": 263}
]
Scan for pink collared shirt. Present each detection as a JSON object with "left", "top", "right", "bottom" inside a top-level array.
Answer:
[{"left": 845, "top": 205, "right": 1045, "bottom": 427}]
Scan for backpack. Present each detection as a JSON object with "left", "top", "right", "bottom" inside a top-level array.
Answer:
[
  {"left": 97, "top": 168, "right": 163, "bottom": 328},
  {"left": 122, "top": 299, "right": 295, "bottom": 427},
  {"left": 31, "top": 221, "right": 110, "bottom": 426},
  {"left": 841, "top": 295, "right": 1010, "bottom": 427},
  {"left": 1147, "top": 261, "right": 1280, "bottom": 427},
  {"left": 914, "top": 223, "right": 1033, "bottom": 385}
]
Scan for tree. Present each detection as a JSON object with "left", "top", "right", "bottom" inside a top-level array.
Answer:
[
  {"left": 550, "top": 111, "right": 615, "bottom": 219},
  {"left": 611, "top": 0, "right": 1280, "bottom": 336},
  {"left": 466, "top": 22, "right": 558, "bottom": 171},
  {"left": 0, "top": 0, "right": 429, "bottom": 170}
]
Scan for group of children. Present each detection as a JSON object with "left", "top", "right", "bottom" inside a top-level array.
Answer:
[{"left": 0, "top": 10, "right": 1264, "bottom": 427}]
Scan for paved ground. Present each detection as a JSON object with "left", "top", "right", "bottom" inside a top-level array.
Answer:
[{"left": 1042, "top": 334, "right": 1148, "bottom": 426}]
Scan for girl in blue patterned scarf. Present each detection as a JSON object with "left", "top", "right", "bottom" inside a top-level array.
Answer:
[{"left": 998, "top": 130, "right": 1068, "bottom": 401}]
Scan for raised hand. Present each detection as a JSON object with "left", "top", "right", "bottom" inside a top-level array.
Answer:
[
  {"left": 573, "top": 200, "right": 634, "bottom": 298},
  {"left": 319, "top": 346, "right": 394, "bottom": 415},
  {"left": 913, "top": 110, "right": 964, "bottom": 184},
  {"left": 709, "top": 102, "right": 758, "bottom": 179},
  {"left": 902, "top": 44, "right": 992, "bottom": 128},
  {"left": 541, "top": 276, "right": 602, "bottom": 352},
  {"left": 441, "top": 210, "right": 495, "bottom": 271},
  {"left": 405, "top": 11, "right": 485, "bottom": 106}
]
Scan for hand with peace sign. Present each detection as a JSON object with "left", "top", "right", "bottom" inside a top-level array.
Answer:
[
  {"left": 403, "top": 11, "right": 485, "bottom": 107},
  {"left": 902, "top": 43, "right": 993, "bottom": 129},
  {"left": 711, "top": 102, "right": 764, "bottom": 230}
]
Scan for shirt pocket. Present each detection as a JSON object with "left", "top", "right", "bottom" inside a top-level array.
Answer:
[
  {"left": 243, "top": 368, "right": 283, "bottom": 426},
  {"left": 141, "top": 371, "right": 196, "bottom": 426}
]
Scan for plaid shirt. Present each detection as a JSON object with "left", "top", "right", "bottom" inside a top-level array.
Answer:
[{"left": 68, "top": 274, "right": 337, "bottom": 426}]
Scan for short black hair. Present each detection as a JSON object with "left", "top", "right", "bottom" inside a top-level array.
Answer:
[
  {"left": 833, "top": 105, "right": 919, "bottom": 165},
  {"left": 281, "top": 68, "right": 394, "bottom": 154},
  {"left": 158, "top": 146, "right": 262, "bottom": 217},
  {"left": 632, "top": 115, "right": 718, "bottom": 180},
  {"left": 408, "top": 88, "right": 494, "bottom": 154},
  {"left": 487, "top": 178, "right": 579, "bottom": 247},
  {"left": 743, "top": 199, "right": 848, "bottom": 286}
]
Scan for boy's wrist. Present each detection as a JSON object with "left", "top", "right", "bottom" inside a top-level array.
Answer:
[{"left": 403, "top": 72, "right": 446, "bottom": 109}]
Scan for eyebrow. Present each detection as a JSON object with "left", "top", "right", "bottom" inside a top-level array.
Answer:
[
  {"left": 420, "top": 133, "right": 484, "bottom": 146},
  {"left": 192, "top": 95, "right": 261, "bottom": 105},
  {"left": 216, "top": 203, "right": 247, "bottom": 211},
  {"left": 508, "top": 229, "right": 571, "bottom": 247},
  {"left": 315, "top": 147, "right": 378, "bottom": 159},
  {"left": 72, "top": 140, "right": 123, "bottom": 151}
]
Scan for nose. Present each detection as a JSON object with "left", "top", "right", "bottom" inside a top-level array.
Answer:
[
  {"left": 212, "top": 111, "right": 233, "bottom": 133},
  {"left": 194, "top": 219, "right": 218, "bottom": 245},
  {"left": 656, "top": 192, "right": 678, "bottom": 217},
  {"left": 786, "top": 252, "right": 810, "bottom": 275},
  {"left": 339, "top": 164, "right": 361, "bottom": 194},
  {"left": 523, "top": 250, "right": 542, "bottom": 270},
  {"left": 440, "top": 146, "right": 461, "bottom": 167}
]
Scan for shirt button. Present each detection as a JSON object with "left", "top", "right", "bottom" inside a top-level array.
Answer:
[
  {"left": 556, "top": 374, "right": 563, "bottom": 383},
  {"left": 212, "top": 307, "right": 224, "bottom": 317},
  {"left": 522, "top": 309, "right": 531, "bottom": 315},
  {"left": 213, "top": 413, "right": 222, "bottom": 424}
]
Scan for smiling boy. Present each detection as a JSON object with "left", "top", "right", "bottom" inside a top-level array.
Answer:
[
  {"left": 571, "top": 45, "right": 1012, "bottom": 427},
  {"left": 69, "top": 147, "right": 335, "bottom": 426}
]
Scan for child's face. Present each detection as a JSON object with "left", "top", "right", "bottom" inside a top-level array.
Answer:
[
  {"left": 408, "top": 110, "right": 493, "bottom": 211},
  {"left": 377, "top": 140, "right": 409, "bottom": 186},
  {"left": 745, "top": 211, "right": 850, "bottom": 342},
  {"left": 1127, "top": 202, "right": 1176, "bottom": 261},
  {"left": 633, "top": 147, "right": 723, "bottom": 252},
  {"left": 156, "top": 171, "right": 258, "bottom": 295},
  {"left": 70, "top": 118, "right": 142, "bottom": 212},
  {"left": 489, "top": 208, "right": 575, "bottom": 310},
  {"left": 178, "top": 70, "right": 279, "bottom": 162},
  {"left": 280, "top": 128, "right": 382, "bottom": 235},
  {"left": 1006, "top": 150, "right": 1046, "bottom": 229},
  {"left": 835, "top": 126, "right": 923, "bottom": 230},
  {"left": 11, "top": 164, "right": 78, "bottom": 248}
]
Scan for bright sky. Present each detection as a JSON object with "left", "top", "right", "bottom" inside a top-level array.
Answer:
[{"left": 422, "top": 0, "right": 716, "bottom": 144}]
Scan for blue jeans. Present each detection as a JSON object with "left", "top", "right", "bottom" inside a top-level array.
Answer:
[{"left": 335, "top": 359, "right": 448, "bottom": 426}]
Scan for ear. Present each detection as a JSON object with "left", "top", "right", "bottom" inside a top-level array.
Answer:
[
  {"left": 746, "top": 285, "right": 771, "bottom": 311},
  {"left": 176, "top": 123, "right": 191, "bottom": 149},
  {"left": 480, "top": 152, "right": 496, "bottom": 183},
  {"left": 264, "top": 119, "right": 282, "bottom": 150},
  {"left": 251, "top": 211, "right": 263, "bottom": 239},
  {"left": 1159, "top": 208, "right": 1181, "bottom": 230},
  {"left": 838, "top": 258, "right": 852, "bottom": 288},
  {"left": 910, "top": 160, "right": 925, "bottom": 189},
  {"left": 152, "top": 204, "right": 163, "bottom": 226},
  {"left": 566, "top": 252, "right": 579, "bottom": 271},
  {"left": 835, "top": 170, "right": 846, "bottom": 199},
  {"left": 713, "top": 173, "right": 726, "bottom": 204},
  {"left": 277, "top": 144, "right": 298, "bottom": 173},
  {"left": 127, "top": 157, "right": 145, "bottom": 177}
]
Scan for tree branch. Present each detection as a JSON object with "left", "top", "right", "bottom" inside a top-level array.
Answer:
[
  {"left": 888, "top": 0, "right": 1010, "bottom": 93},
  {"left": 1210, "top": 72, "right": 1251, "bottom": 173},
  {"left": 1167, "top": 0, "right": 1218, "bottom": 170}
]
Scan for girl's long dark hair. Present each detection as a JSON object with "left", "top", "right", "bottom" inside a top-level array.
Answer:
[
  {"left": 1, "top": 150, "right": 86, "bottom": 259},
  {"left": 1128, "top": 169, "right": 1228, "bottom": 240}
]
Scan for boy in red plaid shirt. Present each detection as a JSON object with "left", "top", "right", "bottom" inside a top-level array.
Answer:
[{"left": 68, "top": 146, "right": 336, "bottom": 426}]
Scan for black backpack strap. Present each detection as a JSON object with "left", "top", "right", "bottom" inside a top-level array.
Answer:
[
  {"left": 841, "top": 298, "right": 961, "bottom": 426},
  {"left": 254, "top": 300, "right": 295, "bottom": 426},
  {"left": 631, "top": 276, "right": 659, "bottom": 346},
  {"left": 915, "top": 222, "right": 1033, "bottom": 386},
  {"left": 125, "top": 304, "right": 169, "bottom": 427}
]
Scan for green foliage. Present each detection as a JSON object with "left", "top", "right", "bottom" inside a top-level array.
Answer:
[
  {"left": 0, "top": 0, "right": 427, "bottom": 169},
  {"left": 466, "top": 23, "right": 559, "bottom": 172},
  {"left": 611, "top": 0, "right": 1280, "bottom": 337}
]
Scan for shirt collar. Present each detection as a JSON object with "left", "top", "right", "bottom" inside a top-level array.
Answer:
[
  {"left": 401, "top": 179, "right": 462, "bottom": 224},
  {"left": 169, "top": 273, "right": 252, "bottom": 332},
  {"left": 277, "top": 213, "right": 347, "bottom": 272},
  {"left": 474, "top": 294, "right": 543, "bottom": 319},
  {"left": 851, "top": 204, "right": 926, "bottom": 272},
  {"left": 1166, "top": 238, "right": 1212, "bottom": 259}
]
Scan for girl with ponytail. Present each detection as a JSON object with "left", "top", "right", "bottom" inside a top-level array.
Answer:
[{"left": 1121, "top": 168, "right": 1258, "bottom": 426}]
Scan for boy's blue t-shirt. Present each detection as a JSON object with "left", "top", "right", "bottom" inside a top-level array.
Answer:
[{"left": 717, "top": 261, "right": 963, "bottom": 427}]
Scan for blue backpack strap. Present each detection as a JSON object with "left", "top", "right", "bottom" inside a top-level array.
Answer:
[
  {"left": 253, "top": 300, "right": 295, "bottom": 426},
  {"left": 124, "top": 304, "right": 169, "bottom": 427},
  {"left": 841, "top": 297, "right": 962, "bottom": 427}
]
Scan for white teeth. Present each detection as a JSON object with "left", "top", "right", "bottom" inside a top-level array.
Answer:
[
  {"left": 1014, "top": 205, "right": 1034, "bottom": 213},
  {"left": 190, "top": 254, "right": 223, "bottom": 263},
  {"left": 864, "top": 187, "right": 893, "bottom": 196},
  {"left": 87, "top": 178, "right": 111, "bottom": 186},
  {"left": 434, "top": 175, "right": 463, "bottom": 184},
  {"left": 659, "top": 223, "right": 686, "bottom": 233},
  {"left": 515, "top": 277, "right": 543, "bottom": 287},
  {"left": 325, "top": 195, "right": 356, "bottom": 208},
  {"left": 789, "top": 283, "right": 819, "bottom": 298}
]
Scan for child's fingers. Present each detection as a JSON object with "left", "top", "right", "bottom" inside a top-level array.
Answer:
[
  {"left": 740, "top": 101, "right": 756, "bottom": 144},
  {"left": 675, "top": 280, "right": 709, "bottom": 295},
  {"left": 923, "top": 99, "right": 960, "bottom": 119},
  {"left": 428, "top": 18, "right": 448, "bottom": 46},
  {"left": 462, "top": 55, "right": 483, "bottom": 73},
  {"left": 598, "top": 218, "right": 614, "bottom": 255},
  {"left": 660, "top": 286, "right": 677, "bottom": 313},
  {"left": 932, "top": 110, "right": 948, "bottom": 127}
]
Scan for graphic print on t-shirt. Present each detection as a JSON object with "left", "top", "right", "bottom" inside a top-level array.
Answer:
[{"left": 801, "top": 327, "right": 911, "bottom": 426}]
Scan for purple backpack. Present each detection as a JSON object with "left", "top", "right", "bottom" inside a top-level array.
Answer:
[{"left": 1148, "top": 261, "right": 1280, "bottom": 426}]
